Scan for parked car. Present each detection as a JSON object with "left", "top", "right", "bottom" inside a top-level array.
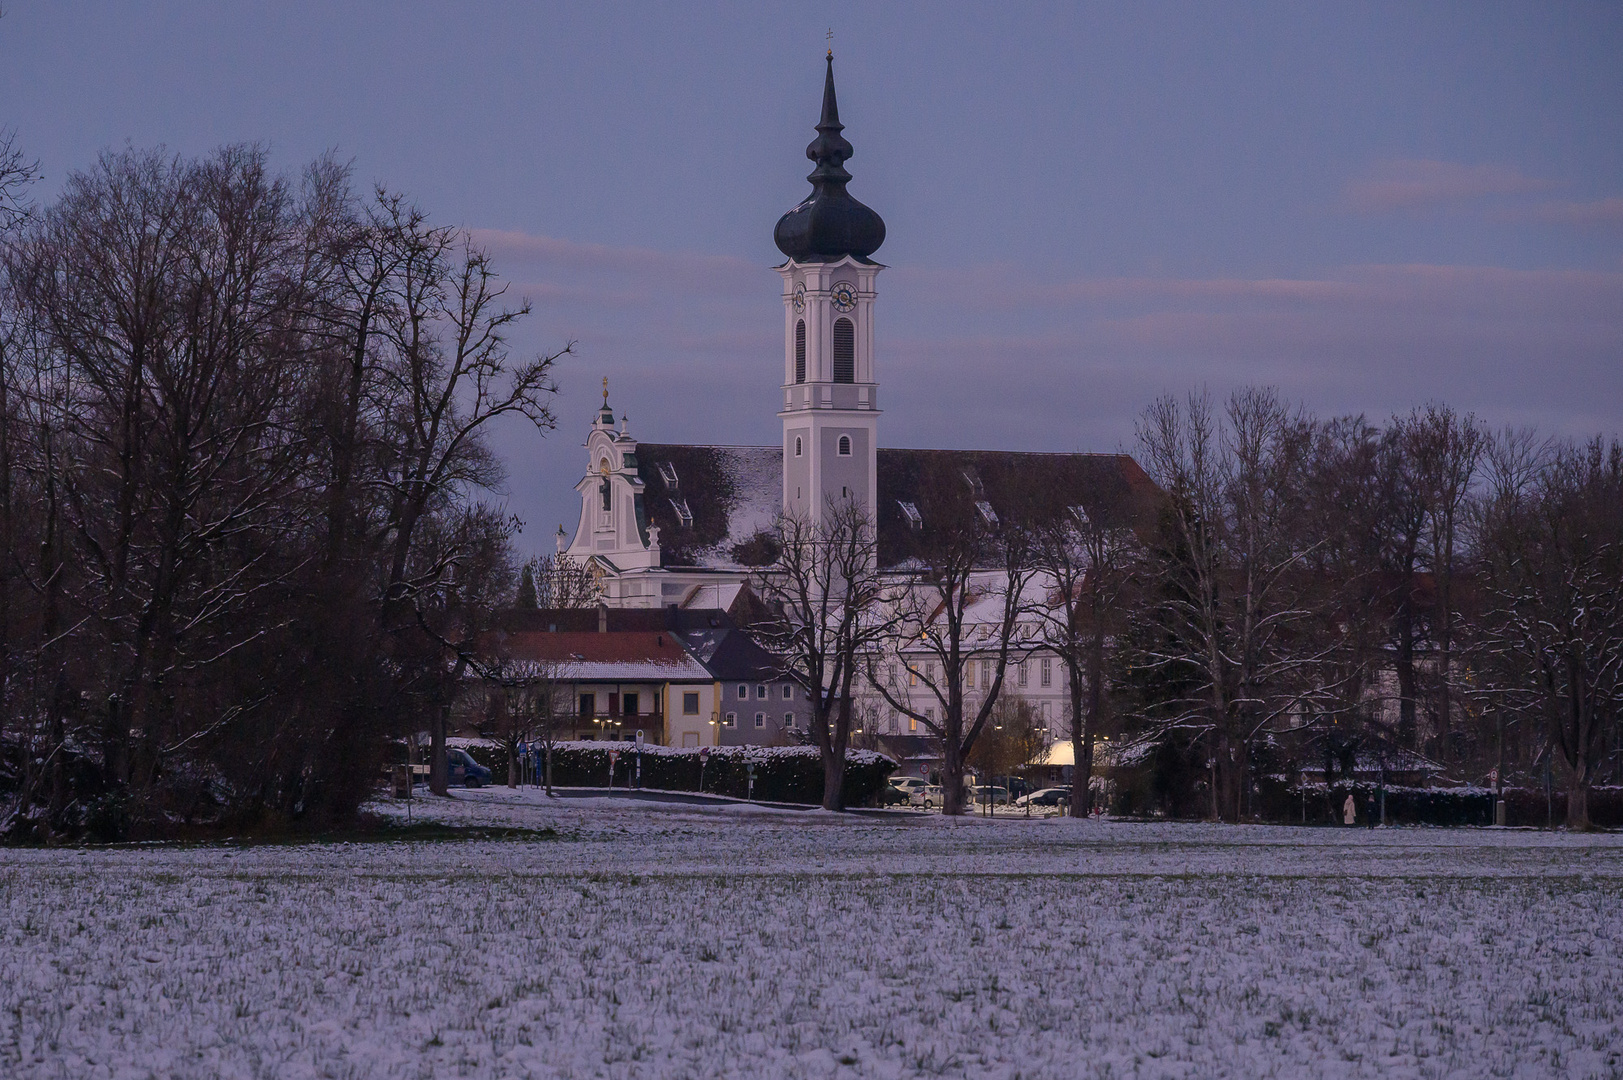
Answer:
[
  {"left": 912, "top": 784, "right": 944, "bottom": 809},
  {"left": 972, "top": 784, "right": 1011, "bottom": 806},
  {"left": 890, "top": 776, "right": 929, "bottom": 795},
  {"left": 1015, "top": 786, "right": 1071, "bottom": 809},
  {"left": 447, "top": 748, "right": 492, "bottom": 788}
]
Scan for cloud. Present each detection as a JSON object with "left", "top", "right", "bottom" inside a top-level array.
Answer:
[
  {"left": 1522, "top": 197, "right": 1623, "bottom": 228},
  {"left": 1344, "top": 159, "right": 1556, "bottom": 214}
]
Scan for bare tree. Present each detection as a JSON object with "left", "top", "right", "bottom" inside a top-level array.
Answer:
[
  {"left": 870, "top": 469, "right": 1034, "bottom": 816},
  {"left": 1032, "top": 505, "right": 1138, "bottom": 818},
  {"left": 1132, "top": 388, "right": 1333, "bottom": 821},
  {"left": 752, "top": 500, "right": 890, "bottom": 810},
  {"left": 1477, "top": 435, "right": 1622, "bottom": 829}
]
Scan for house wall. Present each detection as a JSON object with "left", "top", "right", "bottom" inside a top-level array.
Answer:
[{"left": 717, "top": 679, "right": 803, "bottom": 746}]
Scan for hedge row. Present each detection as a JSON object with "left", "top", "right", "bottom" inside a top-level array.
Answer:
[
  {"left": 458, "top": 742, "right": 896, "bottom": 807},
  {"left": 1270, "top": 784, "right": 1623, "bottom": 827}
]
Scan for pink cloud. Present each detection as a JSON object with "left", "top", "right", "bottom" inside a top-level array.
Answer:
[
  {"left": 1525, "top": 197, "right": 1623, "bottom": 227},
  {"left": 1344, "top": 159, "right": 1556, "bottom": 214}
]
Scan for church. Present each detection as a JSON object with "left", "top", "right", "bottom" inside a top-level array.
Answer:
[{"left": 564, "top": 52, "right": 1157, "bottom": 622}]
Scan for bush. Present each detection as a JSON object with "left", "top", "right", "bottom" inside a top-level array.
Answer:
[{"left": 492, "top": 742, "right": 895, "bottom": 806}]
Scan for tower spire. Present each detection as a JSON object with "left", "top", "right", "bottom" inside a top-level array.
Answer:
[{"left": 774, "top": 52, "right": 885, "bottom": 263}]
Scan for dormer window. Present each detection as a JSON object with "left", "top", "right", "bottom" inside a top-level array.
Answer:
[
  {"left": 897, "top": 501, "right": 922, "bottom": 530},
  {"left": 1069, "top": 505, "right": 1089, "bottom": 527},
  {"left": 837, "top": 435, "right": 852, "bottom": 456},
  {"left": 961, "top": 467, "right": 984, "bottom": 496},
  {"left": 976, "top": 500, "right": 998, "bottom": 527},
  {"left": 657, "top": 461, "right": 679, "bottom": 489},
  {"left": 670, "top": 498, "right": 693, "bottom": 527}
]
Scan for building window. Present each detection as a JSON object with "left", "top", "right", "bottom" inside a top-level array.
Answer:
[
  {"left": 600, "top": 479, "right": 611, "bottom": 512},
  {"left": 1018, "top": 661, "right": 1028, "bottom": 687},
  {"left": 785, "top": 711, "right": 796, "bottom": 728},
  {"left": 657, "top": 461, "right": 679, "bottom": 488},
  {"left": 838, "top": 435, "right": 851, "bottom": 456},
  {"left": 737, "top": 684, "right": 748, "bottom": 699},
  {"left": 782, "top": 685, "right": 793, "bottom": 700},
  {"left": 981, "top": 660, "right": 992, "bottom": 688},
  {"left": 756, "top": 685, "right": 767, "bottom": 699},
  {"left": 724, "top": 712, "right": 737, "bottom": 727},
  {"left": 755, "top": 712, "right": 766, "bottom": 728},
  {"left": 794, "top": 436, "right": 803, "bottom": 457},
  {"left": 897, "top": 500, "right": 922, "bottom": 530},
  {"left": 623, "top": 692, "right": 639, "bottom": 717},
  {"left": 795, "top": 320, "right": 806, "bottom": 384},
  {"left": 670, "top": 498, "right": 693, "bottom": 527},
  {"left": 579, "top": 692, "right": 595, "bottom": 718},
  {"left": 965, "top": 662, "right": 975, "bottom": 690},
  {"left": 1041, "top": 657, "right": 1053, "bottom": 687},
  {"left": 682, "top": 692, "right": 700, "bottom": 715},
  {"left": 908, "top": 666, "right": 918, "bottom": 687},
  {"left": 832, "top": 317, "right": 855, "bottom": 383}
]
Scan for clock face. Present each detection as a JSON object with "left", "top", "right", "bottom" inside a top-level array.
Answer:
[
  {"left": 831, "top": 282, "right": 858, "bottom": 312},
  {"left": 792, "top": 283, "right": 806, "bottom": 313}
]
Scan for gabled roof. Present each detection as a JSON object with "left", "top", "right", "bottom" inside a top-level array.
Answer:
[
  {"left": 633, "top": 444, "right": 1163, "bottom": 571},
  {"left": 676, "top": 627, "right": 786, "bottom": 682},
  {"left": 480, "top": 630, "right": 712, "bottom": 682}
]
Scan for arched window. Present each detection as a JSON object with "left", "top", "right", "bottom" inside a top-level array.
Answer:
[
  {"left": 794, "top": 436, "right": 803, "bottom": 457},
  {"left": 838, "top": 435, "right": 852, "bottom": 456},
  {"left": 794, "top": 320, "right": 806, "bottom": 384},
  {"left": 832, "top": 317, "right": 855, "bottom": 383}
]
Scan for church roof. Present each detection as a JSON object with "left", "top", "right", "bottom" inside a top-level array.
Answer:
[
  {"left": 633, "top": 444, "right": 1163, "bottom": 571},
  {"left": 773, "top": 53, "right": 886, "bottom": 264}
]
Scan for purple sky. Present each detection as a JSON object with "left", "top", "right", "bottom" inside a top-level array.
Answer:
[{"left": 4, "top": 1, "right": 1620, "bottom": 554}]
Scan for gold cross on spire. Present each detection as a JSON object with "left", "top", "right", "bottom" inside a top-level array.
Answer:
[{"left": 826, "top": 27, "right": 833, "bottom": 56}]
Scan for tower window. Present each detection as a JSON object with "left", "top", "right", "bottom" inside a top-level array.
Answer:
[
  {"left": 794, "top": 436, "right": 803, "bottom": 457},
  {"left": 832, "top": 317, "right": 855, "bottom": 383},
  {"left": 838, "top": 435, "right": 852, "bottom": 456},
  {"left": 600, "top": 479, "right": 611, "bottom": 511},
  {"left": 795, "top": 320, "right": 806, "bottom": 384}
]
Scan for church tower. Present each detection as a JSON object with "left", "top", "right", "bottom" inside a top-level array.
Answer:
[{"left": 774, "top": 52, "right": 885, "bottom": 532}]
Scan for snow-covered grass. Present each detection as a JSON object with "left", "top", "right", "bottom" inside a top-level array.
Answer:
[{"left": 3, "top": 793, "right": 1621, "bottom": 1079}]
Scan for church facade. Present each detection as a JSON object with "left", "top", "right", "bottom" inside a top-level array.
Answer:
[{"left": 561, "top": 55, "right": 1159, "bottom": 757}]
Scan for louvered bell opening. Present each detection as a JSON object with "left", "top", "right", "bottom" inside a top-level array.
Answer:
[
  {"left": 832, "top": 317, "right": 854, "bottom": 383},
  {"left": 795, "top": 320, "right": 806, "bottom": 384}
]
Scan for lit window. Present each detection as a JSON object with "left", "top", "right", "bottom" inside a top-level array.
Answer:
[
  {"left": 965, "top": 662, "right": 976, "bottom": 690},
  {"left": 908, "top": 666, "right": 917, "bottom": 687},
  {"left": 838, "top": 435, "right": 851, "bottom": 456},
  {"left": 682, "top": 692, "right": 700, "bottom": 716},
  {"left": 724, "top": 712, "right": 737, "bottom": 727},
  {"left": 910, "top": 716, "right": 918, "bottom": 733},
  {"left": 1041, "top": 657, "right": 1053, "bottom": 687},
  {"left": 832, "top": 317, "right": 855, "bottom": 383}
]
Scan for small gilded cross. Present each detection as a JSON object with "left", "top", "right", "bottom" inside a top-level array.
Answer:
[{"left": 601, "top": 376, "right": 609, "bottom": 406}]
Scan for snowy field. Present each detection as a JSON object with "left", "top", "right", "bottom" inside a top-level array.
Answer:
[{"left": 3, "top": 791, "right": 1621, "bottom": 1079}]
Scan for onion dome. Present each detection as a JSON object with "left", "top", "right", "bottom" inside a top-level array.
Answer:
[{"left": 774, "top": 53, "right": 886, "bottom": 263}]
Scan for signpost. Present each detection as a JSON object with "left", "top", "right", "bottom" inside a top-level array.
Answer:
[
  {"left": 746, "top": 761, "right": 755, "bottom": 802},
  {"left": 635, "top": 730, "right": 644, "bottom": 789},
  {"left": 608, "top": 749, "right": 619, "bottom": 790},
  {"left": 698, "top": 746, "right": 710, "bottom": 794}
]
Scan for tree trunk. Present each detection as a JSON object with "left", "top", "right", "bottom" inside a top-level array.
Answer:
[{"left": 1565, "top": 758, "right": 1591, "bottom": 831}]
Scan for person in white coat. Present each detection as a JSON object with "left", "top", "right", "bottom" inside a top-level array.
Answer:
[{"left": 1343, "top": 793, "right": 1357, "bottom": 826}]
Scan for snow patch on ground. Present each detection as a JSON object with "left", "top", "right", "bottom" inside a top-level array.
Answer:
[{"left": 2, "top": 794, "right": 1620, "bottom": 1078}]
